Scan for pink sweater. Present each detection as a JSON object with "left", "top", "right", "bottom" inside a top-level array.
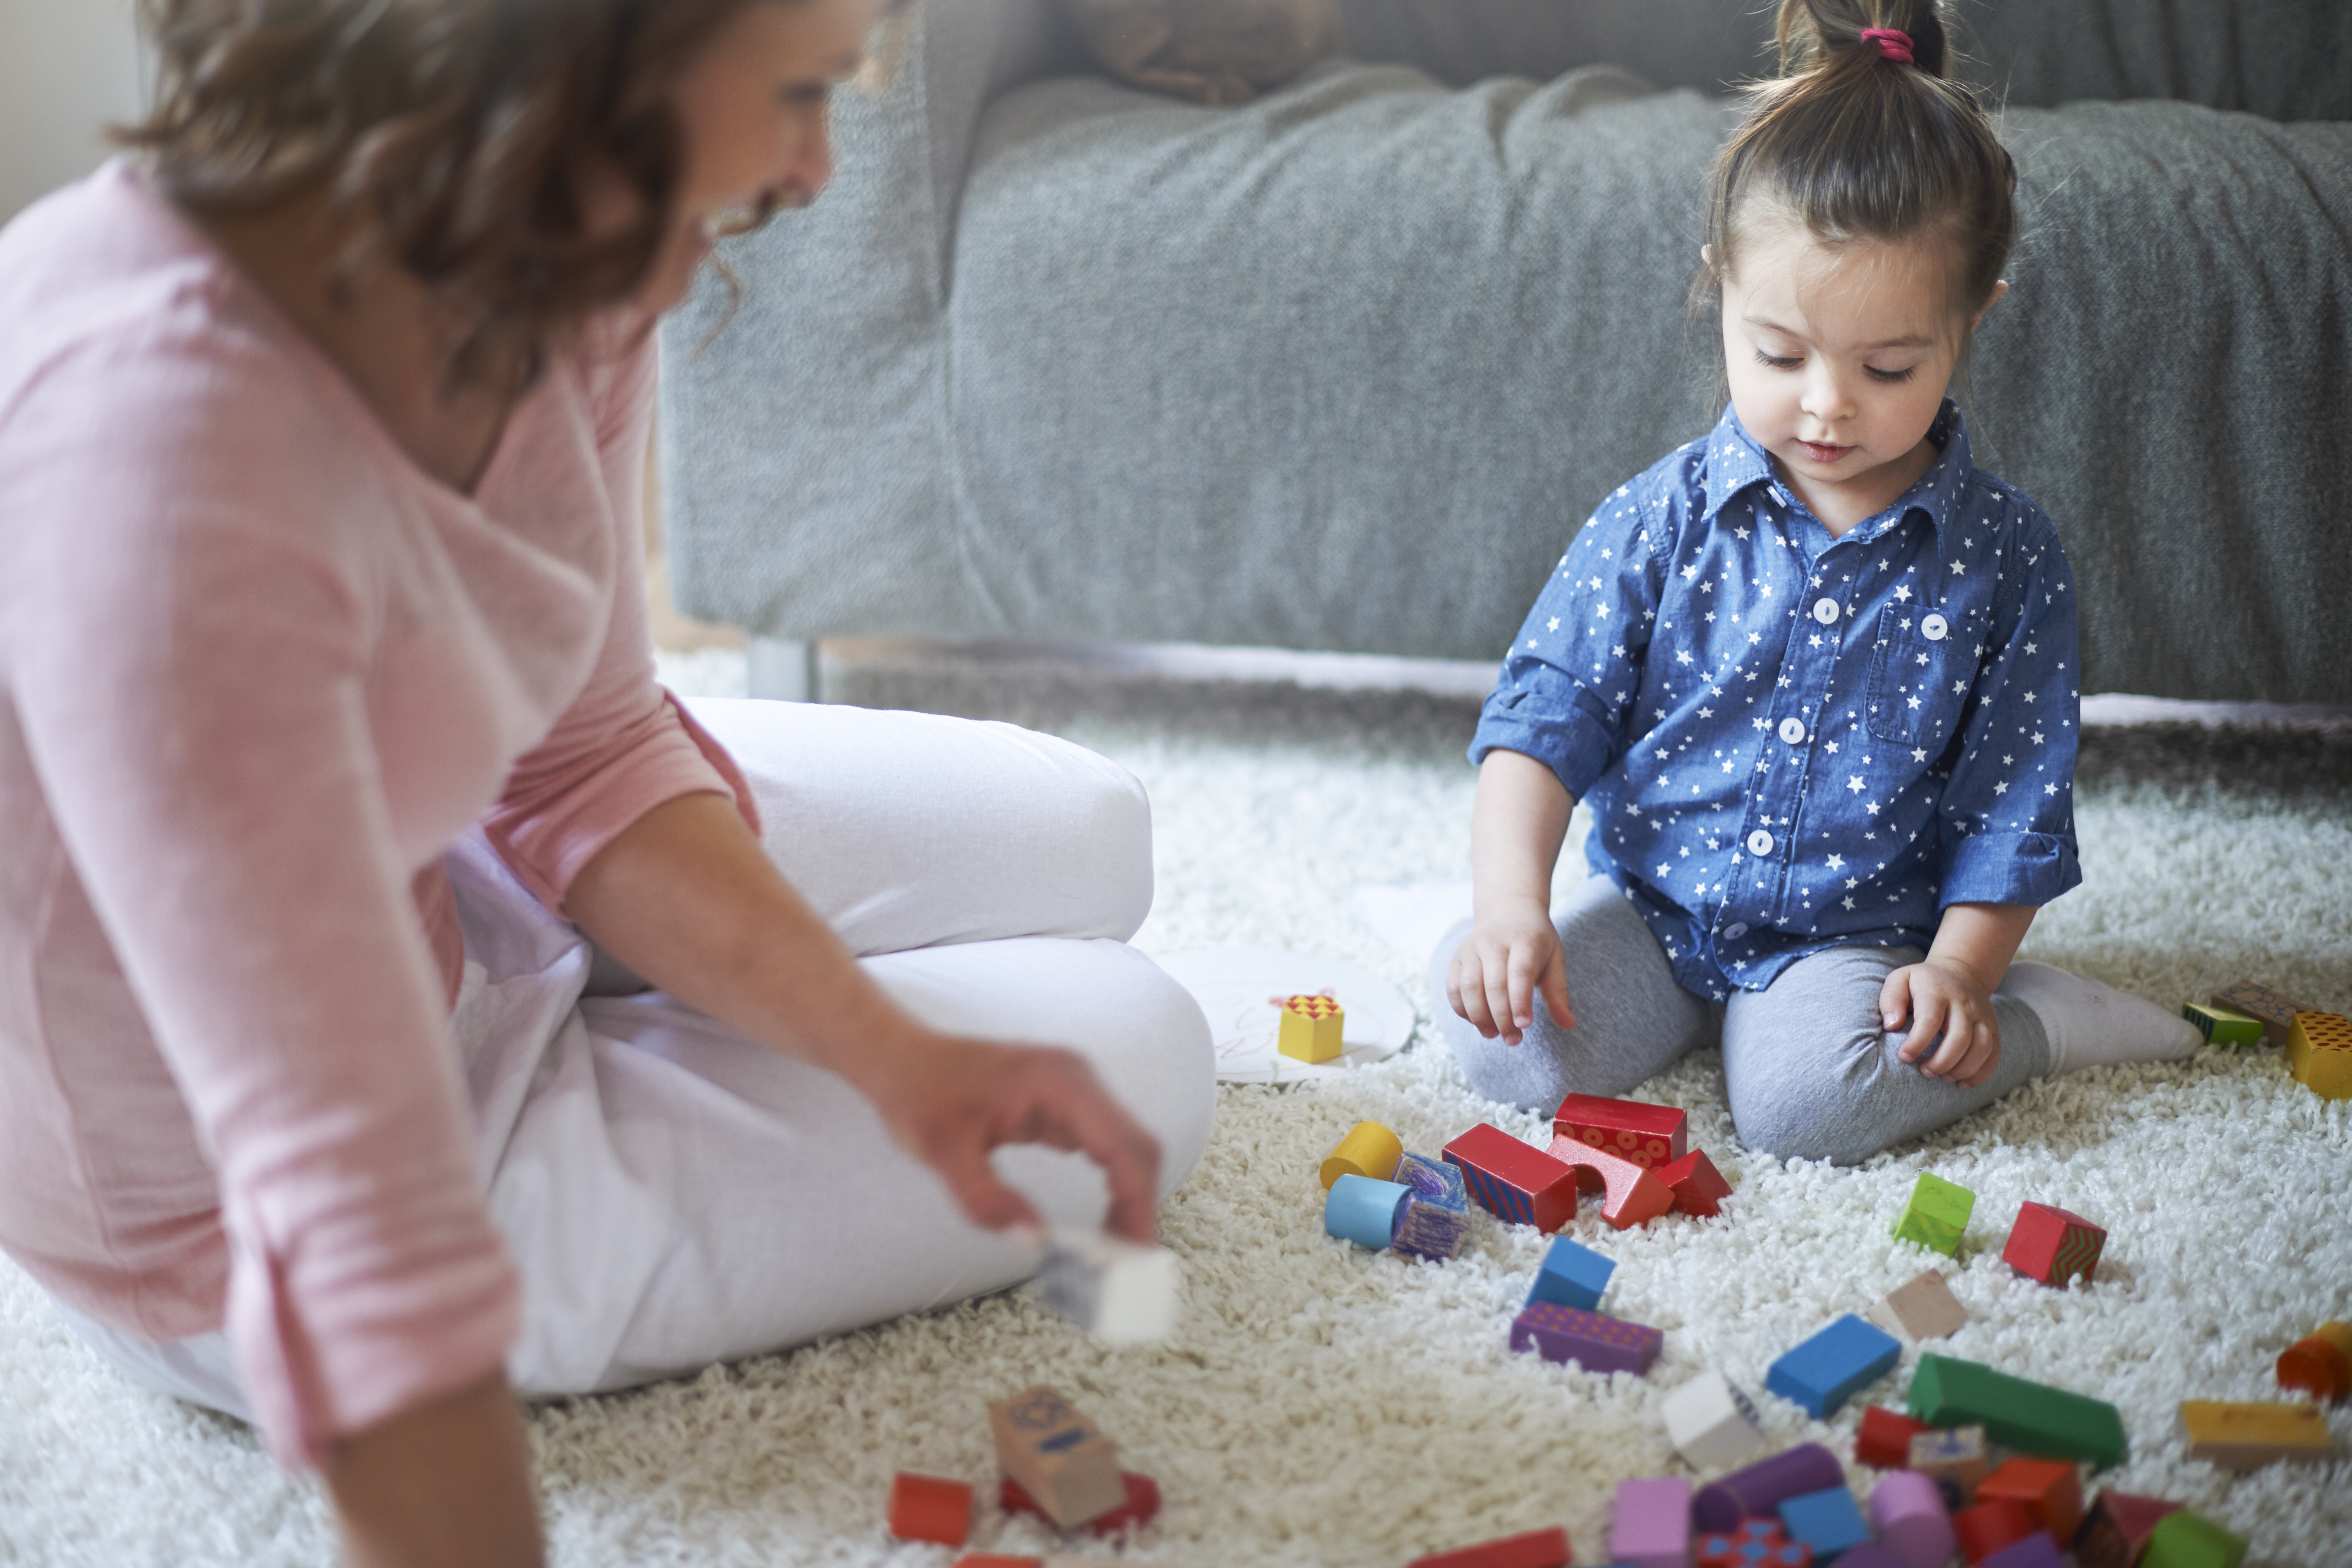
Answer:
[{"left": 0, "top": 162, "right": 755, "bottom": 1468}]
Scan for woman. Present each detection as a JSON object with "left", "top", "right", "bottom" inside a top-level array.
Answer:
[{"left": 0, "top": 1, "right": 1216, "bottom": 1563}]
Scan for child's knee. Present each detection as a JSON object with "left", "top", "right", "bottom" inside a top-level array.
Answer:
[{"left": 1724, "top": 1032, "right": 1906, "bottom": 1166}]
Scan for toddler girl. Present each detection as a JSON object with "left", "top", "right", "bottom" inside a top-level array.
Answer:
[{"left": 1434, "top": 0, "right": 2199, "bottom": 1163}]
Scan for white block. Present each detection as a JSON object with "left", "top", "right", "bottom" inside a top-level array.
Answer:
[
  {"left": 1036, "top": 1230, "right": 1182, "bottom": 1346},
  {"left": 1661, "top": 1369, "right": 1767, "bottom": 1471}
]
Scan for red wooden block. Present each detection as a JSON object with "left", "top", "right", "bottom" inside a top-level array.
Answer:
[
  {"left": 1855, "top": 1404, "right": 1931, "bottom": 1468},
  {"left": 1001, "top": 1472, "right": 1160, "bottom": 1536},
  {"left": 889, "top": 1471, "right": 974, "bottom": 1546},
  {"left": 1552, "top": 1093, "right": 1689, "bottom": 1167},
  {"left": 1442, "top": 1124, "right": 1579, "bottom": 1233},
  {"left": 1405, "top": 1524, "right": 1573, "bottom": 1568},
  {"left": 1697, "top": 1518, "right": 1812, "bottom": 1568},
  {"left": 2277, "top": 1323, "right": 2352, "bottom": 1402},
  {"left": 2001, "top": 1202, "right": 2105, "bottom": 1288},
  {"left": 2070, "top": 1490, "right": 2182, "bottom": 1568},
  {"left": 1543, "top": 1133, "right": 1675, "bottom": 1229},
  {"left": 953, "top": 1558, "right": 1043, "bottom": 1568},
  {"left": 1951, "top": 1499, "right": 2037, "bottom": 1563},
  {"left": 1657, "top": 1149, "right": 1734, "bottom": 1217},
  {"left": 1976, "top": 1457, "right": 2083, "bottom": 1540}
]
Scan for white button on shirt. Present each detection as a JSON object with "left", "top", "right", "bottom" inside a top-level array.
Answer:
[
  {"left": 1724, "top": 921, "right": 1749, "bottom": 939},
  {"left": 1778, "top": 718, "right": 1806, "bottom": 744},
  {"left": 1812, "top": 597, "right": 1841, "bottom": 625},
  {"left": 1746, "top": 830, "right": 1775, "bottom": 857},
  {"left": 1922, "top": 613, "right": 1950, "bottom": 641}
]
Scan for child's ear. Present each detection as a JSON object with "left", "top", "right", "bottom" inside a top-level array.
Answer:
[{"left": 1970, "top": 279, "right": 2010, "bottom": 332}]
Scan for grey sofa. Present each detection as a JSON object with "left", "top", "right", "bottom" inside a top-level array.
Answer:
[{"left": 660, "top": 0, "right": 2352, "bottom": 704}]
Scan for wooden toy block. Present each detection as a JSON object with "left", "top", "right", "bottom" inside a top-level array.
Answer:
[
  {"left": 2180, "top": 1001, "right": 2264, "bottom": 1047},
  {"left": 1001, "top": 1471, "right": 1159, "bottom": 1536},
  {"left": 1696, "top": 1518, "right": 1812, "bottom": 1568},
  {"left": 1871, "top": 1269, "right": 1969, "bottom": 1343},
  {"left": 1906, "top": 1353, "right": 2129, "bottom": 1468},
  {"left": 1035, "top": 1230, "right": 1180, "bottom": 1344},
  {"left": 1691, "top": 1444, "right": 1843, "bottom": 1531},
  {"left": 1855, "top": 1404, "right": 1932, "bottom": 1468},
  {"left": 1320, "top": 1120, "right": 1402, "bottom": 1189},
  {"left": 1610, "top": 1476, "right": 1691, "bottom": 1568},
  {"left": 1907, "top": 1426, "right": 1992, "bottom": 1510},
  {"left": 1778, "top": 1485, "right": 1869, "bottom": 1560},
  {"left": 1397, "top": 1150, "right": 1469, "bottom": 1205},
  {"left": 1661, "top": 1370, "right": 1769, "bottom": 1471},
  {"left": 1541, "top": 1132, "right": 1675, "bottom": 1230},
  {"left": 1552, "top": 1093, "right": 1689, "bottom": 1167},
  {"left": 1657, "top": 1148, "right": 1734, "bottom": 1216},
  {"left": 2286, "top": 1009, "right": 2352, "bottom": 1100},
  {"left": 888, "top": 1472, "right": 974, "bottom": 1545},
  {"left": 1975, "top": 1456, "right": 2083, "bottom": 1540},
  {"left": 2210, "top": 979, "right": 2313, "bottom": 1046},
  {"left": 1444, "top": 1123, "right": 1579, "bottom": 1233},
  {"left": 2070, "top": 1490, "right": 2182, "bottom": 1568},
  {"left": 1325, "top": 1173, "right": 1412, "bottom": 1250},
  {"left": 2177, "top": 1398, "right": 2334, "bottom": 1470},
  {"left": 2140, "top": 1511, "right": 2248, "bottom": 1568},
  {"left": 1391, "top": 1189, "right": 1473, "bottom": 1262},
  {"left": 1826, "top": 1550, "right": 1910, "bottom": 1568},
  {"left": 2276, "top": 1320, "right": 2352, "bottom": 1402},
  {"left": 1510, "top": 1301, "right": 1662, "bottom": 1375},
  {"left": 2001, "top": 1202, "right": 2106, "bottom": 1288},
  {"left": 1767, "top": 1314, "right": 1901, "bottom": 1418},
  {"left": 1527, "top": 1235, "right": 1615, "bottom": 1312},
  {"left": 1277, "top": 992, "right": 1344, "bottom": 1063},
  {"left": 1869, "top": 1470, "right": 1956, "bottom": 1568},
  {"left": 1892, "top": 1172, "right": 1975, "bottom": 1255},
  {"left": 954, "top": 1557, "right": 1043, "bottom": 1568},
  {"left": 1977, "top": 1533, "right": 2065, "bottom": 1568},
  {"left": 1404, "top": 1525, "right": 1573, "bottom": 1568},
  {"left": 1950, "top": 1500, "right": 2037, "bottom": 1564},
  {"left": 987, "top": 1386, "right": 1126, "bottom": 1530}
]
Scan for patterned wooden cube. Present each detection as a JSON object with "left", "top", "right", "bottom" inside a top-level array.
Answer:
[
  {"left": 2286, "top": 1010, "right": 2352, "bottom": 1101},
  {"left": 988, "top": 1386, "right": 1125, "bottom": 1530},
  {"left": 1892, "top": 1172, "right": 1974, "bottom": 1255},
  {"left": 2002, "top": 1202, "right": 2106, "bottom": 1288},
  {"left": 2211, "top": 980, "right": 2313, "bottom": 1047},
  {"left": 2074, "top": 1491, "right": 2182, "bottom": 1568},
  {"left": 1396, "top": 1151, "right": 1468, "bottom": 1205},
  {"left": 1552, "top": 1093, "right": 1688, "bottom": 1167},
  {"left": 1696, "top": 1519, "right": 1810, "bottom": 1568},
  {"left": 1277, "top": 993, "right": 1345, "bottom": 1063},
  {"left": 1510, "top": 1301, "right": 1663, "bottom": 1376},
  {"left": 1443, "top": 1123, "right": 1579, "bottom": 1233},
  {"left": 1908, "top": 1425, "right": 1991, "bottom": 1511},
  {"left": 2181, "top": 1001, "right": 2265, "bottom": 1046},
  {"left": 1391, "top": 1190, "right": 1472, "bottom": 1262}
]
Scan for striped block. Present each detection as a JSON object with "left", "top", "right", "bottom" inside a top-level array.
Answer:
[
  {"left": 2002, "top": 1202, "right": 2105, "bottom": 1288},
  {"left": 1510, "top": 1301, "right": 1663, "bottom": 1375},
  {"left": 2182, "top": 1001, "right": 2265, "bottom": 1046},
  {"left": 1442, "top": 1123, "right": 1578, "bottom": 1233}
]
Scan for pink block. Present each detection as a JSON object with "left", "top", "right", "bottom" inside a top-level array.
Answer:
[
  {"left": 1870, "top": 1469, "right": 1957, "bottom": 1568},
  {"left": 1611, "top": 1476, "right": 1692, "bottom": 1568}
]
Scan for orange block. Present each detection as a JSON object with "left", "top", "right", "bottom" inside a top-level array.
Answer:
[
  {"left": 1976, "top": 1455, "right": 2084, "bottom": 1540},
  {"left": 2278, "top": 1321, "right": 2352, "bottom": 1403},
  {"left": 889, "top": 1472, "right": 973, "bottom": 1546}
]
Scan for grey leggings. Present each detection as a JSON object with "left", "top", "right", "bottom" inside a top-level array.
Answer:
[{"left": 1428, "top": 875, "right": 2052, "bottom": 1166}]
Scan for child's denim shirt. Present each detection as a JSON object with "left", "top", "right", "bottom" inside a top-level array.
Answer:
[{"left": 1472, "top": 401, "right": 2082, "bottom": 1002}]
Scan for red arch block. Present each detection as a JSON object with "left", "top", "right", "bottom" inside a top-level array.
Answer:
[{"left": 1544, "top": 1133, "right": 1674, "bottom": 1230}]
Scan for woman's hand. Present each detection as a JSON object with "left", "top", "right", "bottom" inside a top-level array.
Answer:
[
  {"left": 1447, "top": 901, "right": 1575, "bottom": 1046},
  {"left": 1881, "top": 956, "right": 2002, "bottom": 1088},
  {"left": 861, "top": 1027, "right": 1162, "bottom": 1245}
]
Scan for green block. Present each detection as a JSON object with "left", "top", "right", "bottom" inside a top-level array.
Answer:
[
  {"left": 2143, "top": 1510, "right": 2247, "bottom": 1568},
  {"left": 2182, "top": 1002, "right": 2264, "bottom": 1047},
  {"left": 1904, "top": 1353, "right": 2128, "bottom": 1468},
  {"left": 1892, "top": 1172, "right": 1975, "bottom": 1255}
]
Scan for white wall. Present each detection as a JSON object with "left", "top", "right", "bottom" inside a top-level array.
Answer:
[{"left": 0, "top": 1, "right": 146, "bottom": 224}]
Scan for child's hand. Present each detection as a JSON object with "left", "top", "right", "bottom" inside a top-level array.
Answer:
[
  {"left": 1447, "top": 902, "right": 1575, "bottom": 1046},
  {"left": 1880, "top": 957, "right": 2002, "bottom": 1089}
]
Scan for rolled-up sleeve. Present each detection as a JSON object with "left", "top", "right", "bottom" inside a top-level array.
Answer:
[
  {"left": 1470, "top": 485, "right": 1665, "bottom": 800},
  {"left": 1938, "top": 506, "right": 2084, "bottom": 908},
  {"left": 482, "top": 340, "right": 759, "bottom": 911}
]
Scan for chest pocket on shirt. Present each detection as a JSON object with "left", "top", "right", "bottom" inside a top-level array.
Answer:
[{"left": 1864, "top": 602, "right": 1971, "bottom": 748}]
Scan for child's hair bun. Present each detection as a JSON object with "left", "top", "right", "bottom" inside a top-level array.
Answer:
[{"left": 1777, "top": 0, "right": 1953, "bottom": 80}]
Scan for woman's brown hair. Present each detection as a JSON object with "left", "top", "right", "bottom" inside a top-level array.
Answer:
[
  {"left": 1695, "top": 0, "right": 2016, "bottom": 360},
  {"left": 121, "top": 0, "right": 831, "bottom": 387}
]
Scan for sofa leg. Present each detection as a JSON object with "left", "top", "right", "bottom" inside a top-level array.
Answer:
[{"left": 748, "top": 637, "right": 823, "bottom": 703}]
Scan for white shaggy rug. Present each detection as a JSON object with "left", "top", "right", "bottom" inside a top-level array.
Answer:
[{"left": 3, "top": 641, "right": 2347, "bottom": 1568}]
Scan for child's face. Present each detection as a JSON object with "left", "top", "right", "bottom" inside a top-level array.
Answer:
[{"left": 1715, "top": 219, "right": 1992, "bottom": 527}]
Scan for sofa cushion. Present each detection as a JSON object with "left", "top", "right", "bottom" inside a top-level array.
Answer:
[{"left": 1062, "top": 0, "right": 1343, "bottom": 105}]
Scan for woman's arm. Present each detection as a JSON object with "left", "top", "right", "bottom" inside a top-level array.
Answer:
[
  {"left": 325, "top": 1375, "right": 542, "bottom": 1568},
  {"left": 562, "top": 791, "right": 1164, "bottom": 1243},
  {"left": 1449, "top": 749, "right": 1578, "bottom": 1045}
]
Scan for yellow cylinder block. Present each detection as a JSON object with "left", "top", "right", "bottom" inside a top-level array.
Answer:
[{"left": 1319, "top": 1120, "right": 1403, "bottom": 1191}]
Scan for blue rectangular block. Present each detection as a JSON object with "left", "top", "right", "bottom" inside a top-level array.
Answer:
[
  {"left": 1527, "top": 1236, "right": 1614, "bottom": 1312},
  {"left": 1766, "top": 1314, "right": 1901, "bottom": 1419},
  {"left": 1778, "top": 1484, "right": 1869, "bottom": 1561}
]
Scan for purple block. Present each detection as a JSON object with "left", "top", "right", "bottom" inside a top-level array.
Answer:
[
  {"left": 1829, "top": 1550, "right": 1914, "bottom": 1568},
  {"left": 1396, "top": 1151, "right": 1468, "bottom": 1205},
  {"left": 1692, "top": 1442, "right": 1844, "bottom": 1531},
  {"left": 1391, "top": 1192, "right": 1472, "bottom": 1261},
  {"left": 1979, "top": 1534, "right": 2065, "bottom": 1568},
  {"left": 1868, "top": 1470, "right": 1955, "bottom": 1568},
  {"left": 1610, "top": 1476, "right": 1691, "bottom": 1568},
  {"left": 1510, "top": 1302, "right": 1663, "bottom": 1375}
]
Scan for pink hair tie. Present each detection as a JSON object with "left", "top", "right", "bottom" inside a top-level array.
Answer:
[{"left": 1859, "top": 27, "right": 1916, "bottom": 64}]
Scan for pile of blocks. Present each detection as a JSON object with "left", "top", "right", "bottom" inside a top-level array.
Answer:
[{"left": 2184, "top": 977, "right": 2350, "bottom": 1102}]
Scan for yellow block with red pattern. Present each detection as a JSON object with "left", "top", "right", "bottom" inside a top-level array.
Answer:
[
  {"left": 2286, "top": 1010, "right": 2352, "bottom": 1101},
  {"left": 1277, "top": 992, "right": 1345, "bottom": 1063}
]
